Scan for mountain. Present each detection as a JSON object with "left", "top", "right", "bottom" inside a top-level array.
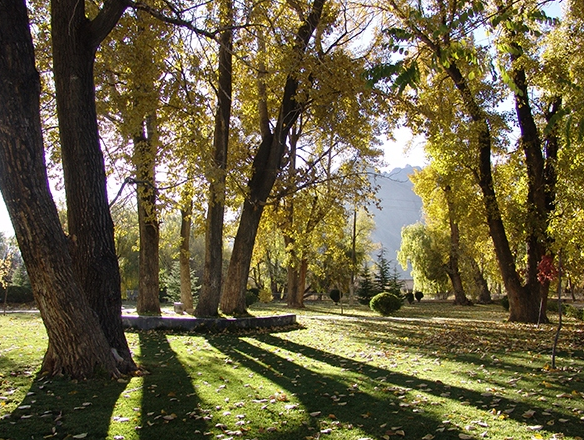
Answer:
[{"left": 369, "top": 165, "right": 423, "bottom": 277}]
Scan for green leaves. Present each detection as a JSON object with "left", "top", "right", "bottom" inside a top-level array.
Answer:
[{"left": 365, "top": 60, "right": 420, "bottom": 94}]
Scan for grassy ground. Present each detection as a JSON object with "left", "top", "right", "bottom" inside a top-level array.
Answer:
[{"left": 1, "top": 301, "right": 583, "bottom": 440}]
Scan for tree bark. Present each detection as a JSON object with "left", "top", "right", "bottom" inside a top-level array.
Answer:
[
  {"left": 0, "top": 0, "right": 123, "bottom": 378},
  {"left": 469, "top": 257, "right": 492, "bottom": 304},
  {"left": 134, "top": 115, "right": 161, "bottom": 315},
  {"left": 51, "top": 0, "right": 135, "bottom": 366},
  {"left": 444, "top": 185, "right": 472, "bottom": 306},
  {"left": 196, "top": 0, "right": 233, "bottom": 317},
  {"left": 220, "top": 0, "right": 327, "bottom": 315},
  {"left": 179, "top": 198, "right": 194, "bottom": 312},
  {"left": 443, "top": 61, "right": 539, "bottom": 322},
  {"left": 509, "top": 47, "right": 549, "bottom": 323}
]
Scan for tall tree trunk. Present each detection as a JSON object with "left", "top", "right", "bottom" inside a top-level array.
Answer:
[
  {"left": 0, "top": 0, "right": 123, "bottom": 378},
  {"left": 509, "top": 46, "right": 549, "bottom": 323},
  {"left": 134, "top": 115, "right": 161, "bottom": 315},
  {"left": 444, "top": 185, "right": 472, "bottom": 306},
  {"left": 443, "top": 61, "right": 538, "bottom": 322},
  {"left": 286, "top": 262, "right": 301, "bottom": 307},
  {"left": 51, "top": 0, "right": 135, "bottom": 367},
  {"left": 220, "top": 0, "right": 327, "bottom": 315},
  {"left": 179, "top": 198, "right": 194, "bottom": 312},
  {"left": 196, "top": 0, "right": 233, "bottom": 317},
  {"left": 469, "top": 257, "right": 492, "bottom": 304}
]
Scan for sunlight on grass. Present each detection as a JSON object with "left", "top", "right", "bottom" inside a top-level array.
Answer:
[{"left": 1, "top": 301, "right": 583, "bottom": 439}]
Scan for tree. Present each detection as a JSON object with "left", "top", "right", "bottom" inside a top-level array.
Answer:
[
  {"left": 220, "top": 0, "right": 328, "bottom": 315},
  {"left": 374, "top": 249, "right": 392, "bottom": 293},
  {"left": 374, "top": 0, "right": 561, "bottom": 322},
  {"left": 0, "top": 0, "right": 128, "bottom": 378},
  {"left": 357, "top": 264, "right": 376, "bottom": 305},
  {"left": 51, "top": 0, "right": 135, "bottom": 367},
  {"left": 196, "top": 0, "right": 234, "bottom": 317},
  {"left": 398, "top": 223, "right": 450, "bottom": 295}
]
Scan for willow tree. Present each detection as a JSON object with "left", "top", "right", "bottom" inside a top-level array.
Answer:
[{"left": 0, "top": 0, "right": 129, "bottom": 378}]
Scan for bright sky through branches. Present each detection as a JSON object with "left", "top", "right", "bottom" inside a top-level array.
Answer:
[{"left": 0, "top": 134, "right": 426, "bottom": 237}]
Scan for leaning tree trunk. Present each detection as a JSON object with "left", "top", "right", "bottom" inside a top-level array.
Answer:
[
  {"left": 443, "top": 61, "right": 538, "bottom": 322},
  {"left": 0, "top": 0, "right": 123, "bottom": 378},
  {"left": 134, "top": 116, "right": 161, "bottom": 316},
  {"left": 196, "top": 0, "right": 233, "bottom": 317},
  {"left": 220, "top": 0, "right": 327, "bottom": 315},
  {"left": 51, "top": 0, "right": 135, "bottom": 367}
]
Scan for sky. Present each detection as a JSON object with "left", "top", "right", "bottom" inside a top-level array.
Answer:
[{"left": 0, "top": 130, "right": 427, "bottom": 238}]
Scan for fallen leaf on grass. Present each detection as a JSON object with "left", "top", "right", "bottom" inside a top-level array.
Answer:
[{"left": 72, "top": 434, "right": 88, "bottom": 439}]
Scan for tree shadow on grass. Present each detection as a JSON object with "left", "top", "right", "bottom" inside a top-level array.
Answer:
[
  {"left": 208, "top": 334, "right": 469, "bottom": 440},
  {"left": 130, "top": 330, "right": 206, "bottom": 440},
  {"left": 254, "top": 332, "right": 584, "bottom": 439},
  {"left": 0, "top": 365, "right": 128, "bottom": 439}
]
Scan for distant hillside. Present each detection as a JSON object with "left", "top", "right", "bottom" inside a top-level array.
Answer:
[{"left": 369, "top": 166, "right": 423, "bottom": 277}]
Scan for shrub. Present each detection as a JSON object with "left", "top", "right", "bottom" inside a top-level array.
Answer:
[
  {"left": 370, "top": 292, "right": 403, "bottom": 316},
  {"left": 259, "top": 289, "right": 273, "bottom": 303},
  {"left": 1, "top": 285, "right": 34, "bottom": 304},
  {"left": 245, "top": 288, "right": 260, "bottom": 307},
  {"left": 500, "top": 295, "right": 509, "bottom": 311},
  {"left": 414, "top": 291, "right": 424, "bottom": 302},
  {"left": 564, "top": 304, "right": 584, "bottom": 320},
  {"left": 329, "top": 289, "right": 342, "bottom": 304},
  {"left": 356, "top": 265, "right": 376, "bottom": 305},
  {"left": 547, "top": 300, "right": 560, "bottom": 312},
  {"left": 405, "top": 292, "right": 414, "bottom": 304}
]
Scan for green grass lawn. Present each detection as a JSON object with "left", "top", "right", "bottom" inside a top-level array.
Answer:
[{"left": 1, "top": 301, "right": 583, "bottom": 440}]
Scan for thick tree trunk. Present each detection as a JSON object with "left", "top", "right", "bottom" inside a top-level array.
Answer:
[
  {"left": 179, "top": 200, "right": 194, "bottom": 312},
  {"left": 51, "top": 0, "right": 135, "bottom": 366},
  {"left": 196, "top": 0, "right": 233, "bottom": 317},
  {"left": 220, "top": 0, "right": 327, "bottom": 315},
  {"left": 510, "top": 52, "right": 549, "bottom": 323},
  {"left": 221, "top": 198, "right": 265, "bottom": 315},
  {"left": 444, "top": 61, "right": 539, "bottom": 322},
  {"left": 469, "top": 257, "right": 492, "bottom": 304},
  {"left": 286, "top": 264, "right": 301, "bottom": 307},
  {"left": 134, "top": 116, "right": 161, "bottom": 316},
  {"left": 0, "top": 0, "right": 122, "bottom": 378}
]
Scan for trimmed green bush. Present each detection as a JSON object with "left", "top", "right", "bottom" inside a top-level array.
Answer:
[
  {"left": 245, "top": 288, "right": 259, "bottom": 307},
  {"left": 405, "top": 292, "right": 414, "bottom": 304},
  {"left": 329, "top": 289, "right": 342, "bottom": 304},
  {"left": 414, "top": 291, "right": 424, "bottom": 302},
  {"left": 370, "top": 292, "right": 403, "bottom": 316},
  {"left": 1, "top": 285, "right": 34, "bottom": 304},
  {"left": 500, "top": 295, "right": 509, "bottom": 311},
  {"left": 547, "top": 300, "right": 560, "bottom": 312}
]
